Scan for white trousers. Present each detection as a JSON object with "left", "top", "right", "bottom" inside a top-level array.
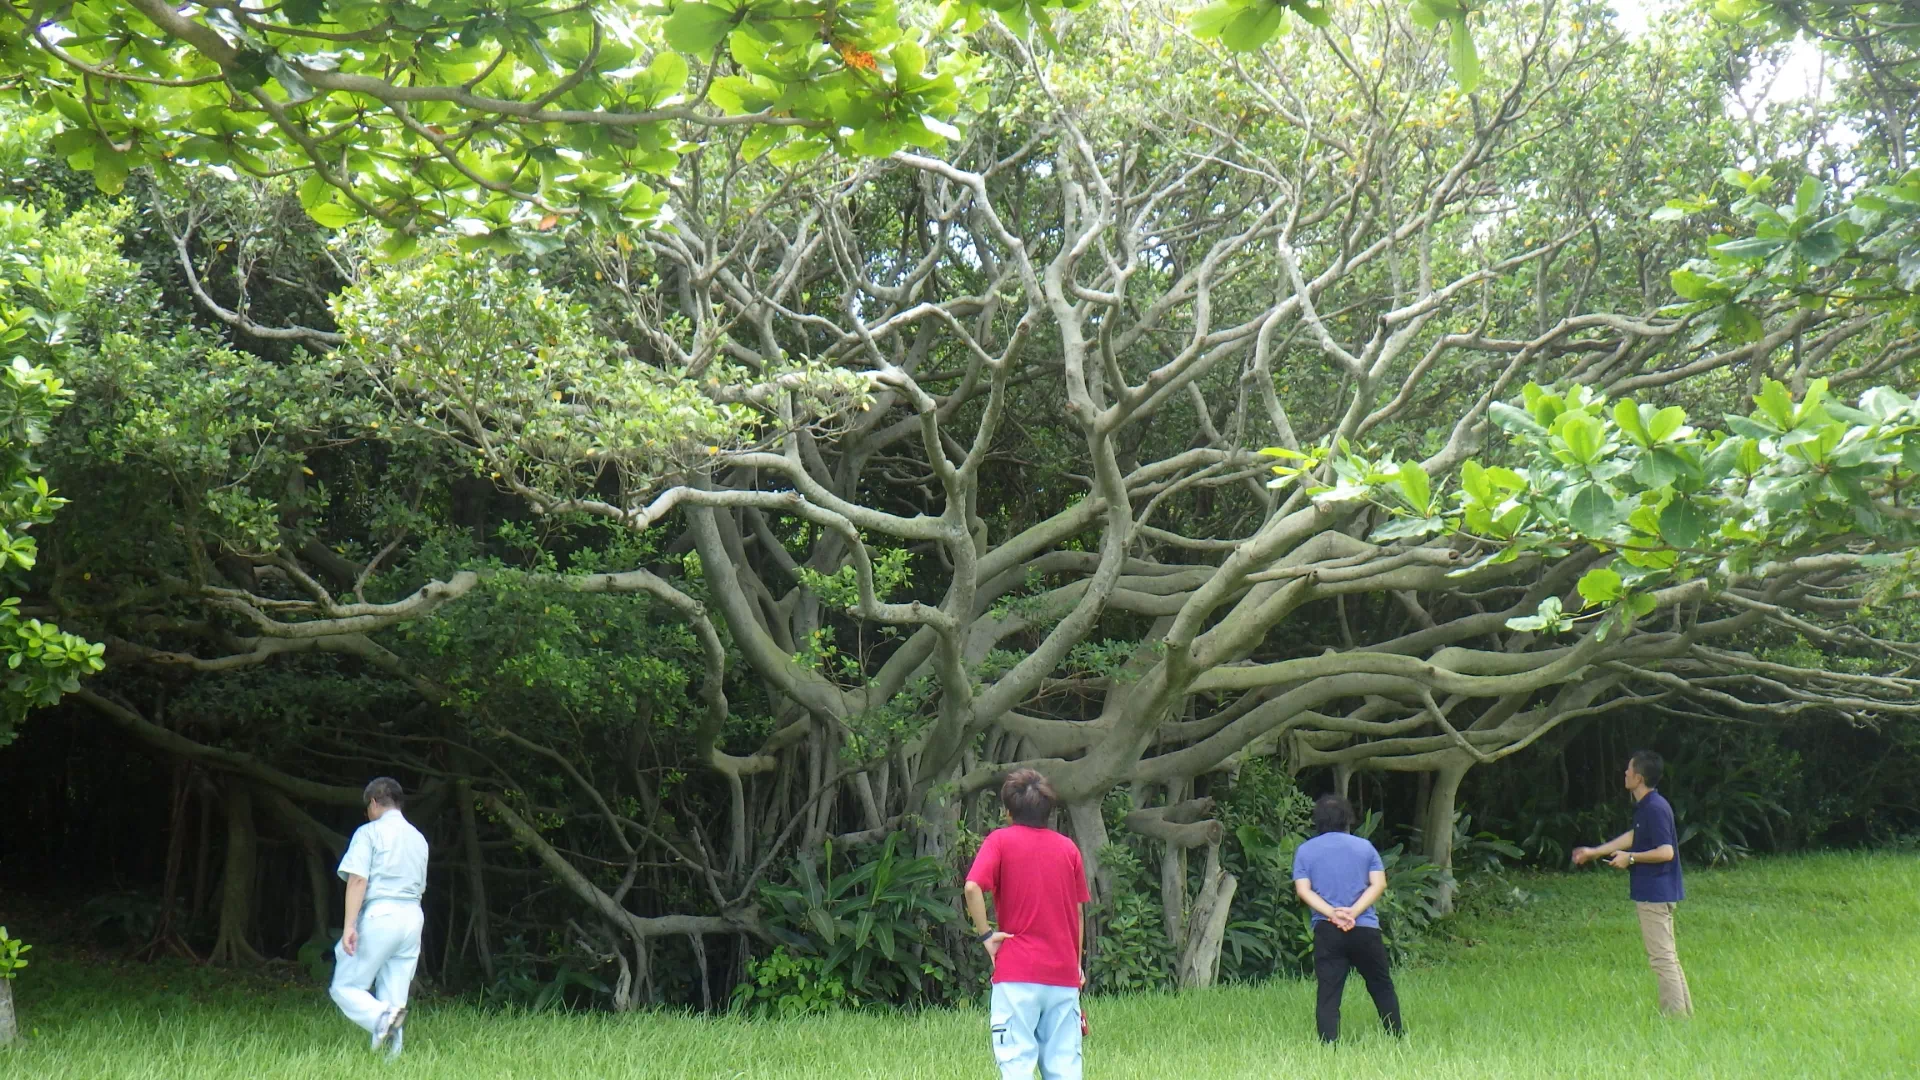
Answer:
[
  {"left": 330, "top": 901, "right": 423, "bottom": 1052},
  {"left": 989, "top": 982, "right": 1082, "bottom": 1080}
]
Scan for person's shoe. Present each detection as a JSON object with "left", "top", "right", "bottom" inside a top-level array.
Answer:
[
  {"left": 372, "top": 1005, "right": 406, "bottom": 1052},
  {"left": 385, "top": 1007, "right": 408, "bottom": 1060}
]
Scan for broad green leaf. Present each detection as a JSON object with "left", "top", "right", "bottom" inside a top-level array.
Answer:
[
  {"left": 1713, "top": 236, "right": 1787, "bottom": 260},
  {"left": 1445, "top": 15, "right": 1481, "bottom": 93},
  {"left": 1395, "top": 461, "right": 1431, "bottom": 515},
  {"left": 1558, "top": 413, "right": 1605, "bottom": 466},
  {"left": 1490, "top": 402, "right": 1546, "bottom": 436},
  {"left": 1577, "top": 567, "right": 1622, "bottom": 607},
  {"left": 1648, "top": 406, "right": 1688, "bottom": 443},
  {"left": 1794, "top": 229, "right": 1845, "bottom": 266},
  {"left": 1754, "top": 379, "right": 1795, "bottom": 429},
  {"left": 306, "top": 200, "right": 362, "bottom": 229},
  {"left": 1370, "top": 515, "right": 1445, "bottom": 542},
  {"left": 1221, "top": 1, "right": 1287, "bottom": 52},
  {"left": 665, "top": 3, "right": 737, "bottom": 54},
  {"left": 1793, "top": 174, "right": 1828, "bottom": 220},
  {"left": 1668, "top": 268, "right": 1720, "bottom": 301},
  {"left": 1189, "top": 0, "right": 1240, "bottom": 38},
  {"left": 1718, "top": 303, "right": 1764, "bottom": 343},
  {"left": 1568, "top": 484, "right": 1622, "bottom": 536},
  {"left": 1631, "top": 450, "right": 1678, "bottom": 489},
  {"left": 1658, "top": 498, "right": 1707, "bottom": 549},
  {"left": 1613, "top": 399, "right": 1651, "bottom": 447}
]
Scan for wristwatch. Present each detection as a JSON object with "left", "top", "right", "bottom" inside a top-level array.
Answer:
[
  {"left": 1627, "top": 853, "right": 1636, "bottom": 866},
  {"left": 978, "top": 930, "right": 996, "bottom": 942}
]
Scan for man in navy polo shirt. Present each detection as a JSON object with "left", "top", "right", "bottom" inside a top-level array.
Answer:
[
  {"left": 1292, "top": 794, "right": 1403, "bottom": 1043},
  {"left": 1573, "top": 750, "right": 1693, "bottom": 1015}
]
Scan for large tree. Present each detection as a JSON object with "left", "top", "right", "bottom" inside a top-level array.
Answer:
[{"left": 10, "top": 0, "right": 1920, "bottom": 990}]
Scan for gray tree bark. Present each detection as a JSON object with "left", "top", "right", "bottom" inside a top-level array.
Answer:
[{"left": 0, "top": 977, "right": 16, "bottom": 1045}]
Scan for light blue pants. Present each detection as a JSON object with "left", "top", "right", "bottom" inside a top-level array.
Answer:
[
  {"left": 330, "top": 901, "right": 423, "bottom": 1054},
  {"left": 989, "top": 982, "right": 1082, "bottom": 1080}
]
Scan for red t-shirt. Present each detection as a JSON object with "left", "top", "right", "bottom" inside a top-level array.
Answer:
[{"left": 964, "top": 825, "right": 1090, "bottom": 987}]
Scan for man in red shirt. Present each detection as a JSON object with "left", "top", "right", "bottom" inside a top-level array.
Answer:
[{"left": 964, "top": 769, "right": 1090, "bottom": 1080}]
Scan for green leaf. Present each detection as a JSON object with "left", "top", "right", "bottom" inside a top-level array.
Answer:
[
  {"left": 1668, "top": 269, "right": 1720, "bottom": 301},
  {"left": 1658, "top": 498, "right": 1707, "bottom": 549},
  {"left": 1631, "top": 450, "right": 1678, "bottom": 489},
  {"left": 1577, "top": 567, "right": 1622, "bottom": 607},
  {"left": 1189, "top": 0, "right": 1240, "bottom": 38},
  {"left": 1558, "top": 413, "right": 1605, "bottom": 466},
  {"left": 1718, "top": 303, "right": 1764, "bottom": 344},
  {"left": 1568, "top": 484, "right": 1622, "bottom": 536},
  {"left": 1754, "top": 379, "right": 1795, "bottom": 429},
  {"left": 1713, "top": 236, "right": 1787, "bottom": 260},
  {"left": 1220, "top": 1, "right": 1287, "bottom": 52},
  {"left": 1793, "top": 174, "right": 1828, "bottom": 220},
  {"left": 1370, "top": 515, "right": 1445, "bottom": 542},
  {"left": 1613, "top": 399, "right": 1651, "bottom": 447},
  {"left": 1408, "top": 0, "right": 1441, "bottom": 31},
  {"left": 306, "top": 200, "right": 361, "bottom": 229},
  {"left": 1395, "top": 461, "right": 1431, "bottom": 515},
  {"left": 1445, "top": 15, "right": 1481, "bottom": 92},
  {"left": 1648, "top": 406, "right": 1688, "bottom": 443},
  {"left": 1794, "top": 229, "right": 1845, "bottom": 266},
  {"left": 1490, "top": 402, "right": 1546, "bottom": 436},
  {"left": 665, "top": 3, "right": 737, "bottom": 53},
  {"left": 91, "top": 150, "right": 128, "bottom": 196}
]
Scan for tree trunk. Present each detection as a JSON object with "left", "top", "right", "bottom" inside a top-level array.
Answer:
[
  {"left": 1423, "top": 761, "right": 1470, "bottom": 915},
  {"left": 209, "top": 785, "right": 264, "bottom": 966},
  {"left": 1159, "top": 844, "right": 1188, "bottom": 945},
  {"left": 1174, "top": 843, "right": 1237, "bottom": 990},
  {"left": 1066, "top": 801, "right": 1111, "bottom": 906},
  {"left": 0, "top": 977, "right": 16, "bottom": 1045},
  {"left": 456, "top": 779, "right": 494, "bottom": 981}
]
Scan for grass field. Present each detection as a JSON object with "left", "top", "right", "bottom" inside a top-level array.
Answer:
[{"left": 4, "top": 852, "right": 1917, "bottom": 1078}]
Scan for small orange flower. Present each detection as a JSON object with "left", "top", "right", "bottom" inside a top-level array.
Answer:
[{"left": 837, "top": 44, "right": 877, "bottom": 72}]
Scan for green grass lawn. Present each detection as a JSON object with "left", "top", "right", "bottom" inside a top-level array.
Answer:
[{"left": 5, "top": 852, "right": 1917, "bottom": 1078}]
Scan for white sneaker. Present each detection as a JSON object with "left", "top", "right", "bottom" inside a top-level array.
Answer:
[
  {"left": 371, "top": 1005, "right": 406, "bottom": 1052},
  {"left": 386, "top": 1007, "right": 408, "bottom": 1060}
]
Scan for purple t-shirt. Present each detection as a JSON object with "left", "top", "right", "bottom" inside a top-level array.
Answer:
[
  {"left": 1630, "top": 791, "right": 1685, "bottom": 903},
  {"left": 1291, "top": 832, "right": 1385, "bottom": 929}
]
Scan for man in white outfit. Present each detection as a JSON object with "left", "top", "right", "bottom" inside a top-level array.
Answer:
[{"left": 331, "top": 777, "right": 429, "bottom": 1057}]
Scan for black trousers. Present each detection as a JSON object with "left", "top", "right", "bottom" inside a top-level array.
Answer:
[{"left": 1312, "top": 922, "right": 1403, "bottom": 1042}]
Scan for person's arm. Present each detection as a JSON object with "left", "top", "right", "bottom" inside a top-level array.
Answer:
[
  {"left": 1294, "top": 878, "right": 1347, "bottom": 927},
  {"left": 963, "top": 880, "right": 1012, "bottom": 959},
  {"left": 1341, "top": 870, "right": 1388, "bottom": 921},
  {"left": 341, "top": 874, "right": 367, "bottom": 955},
  {"left": 1075, "top": 902, "right": 1086, "bottom": 987},
  {"left": 1607, "top": 843, "right": 1675, "bottom": 868},
  {"left": 1571, "top": 829, "right": 1634, "bottom": 865}
]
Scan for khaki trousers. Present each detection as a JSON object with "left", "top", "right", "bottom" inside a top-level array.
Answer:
[{"left": 1635, "top": 901, "right": 1693, "bottom": 1015}]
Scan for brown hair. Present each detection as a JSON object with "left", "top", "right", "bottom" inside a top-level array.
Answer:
[{"left": 1000, "top": 768, "right": 1056, "bottom": 828}]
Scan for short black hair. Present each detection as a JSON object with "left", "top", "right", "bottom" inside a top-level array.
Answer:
[
  {"left": 1000, "top": 769, "right": 1056, "bottom": 828},
  {"left": 1629, "top": 750, "right": 1664, "bottom": 789},
  {"left": 364, "top": 777, "right": 405, "bottom": 808},
  {"left": 1311, "top": 794, "right": 1356, "bottom": 836}
]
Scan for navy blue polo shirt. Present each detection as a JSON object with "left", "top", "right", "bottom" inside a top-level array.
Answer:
[{"left": 1629, "top": 790, "right": 1684, "bottom": 903}]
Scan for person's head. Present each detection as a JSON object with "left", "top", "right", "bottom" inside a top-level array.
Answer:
[
  {"left": 1625, "top": 750, "right": 1663, "bottom": 792},
  {"left": 364, "top": 777, "right": 404, "bottom": 820},
  {"left": 1000, "top": 768, "right": 1057, "bottom": 828},
  {"left": 1311, "top": 793, "right": 1356, "bottom": 836}
]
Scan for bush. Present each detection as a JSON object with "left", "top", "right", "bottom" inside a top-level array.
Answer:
[{"left": 751, "top": 833, "right": 968, "bottom": 1011}]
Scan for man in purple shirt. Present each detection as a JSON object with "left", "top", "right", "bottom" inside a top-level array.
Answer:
[
  {"left": 1573, "top": 750, "right": 1693, "bottom": 1015},
  {"left": 1292, "top": 794, "right": 1403, "bottom": 1042}
]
